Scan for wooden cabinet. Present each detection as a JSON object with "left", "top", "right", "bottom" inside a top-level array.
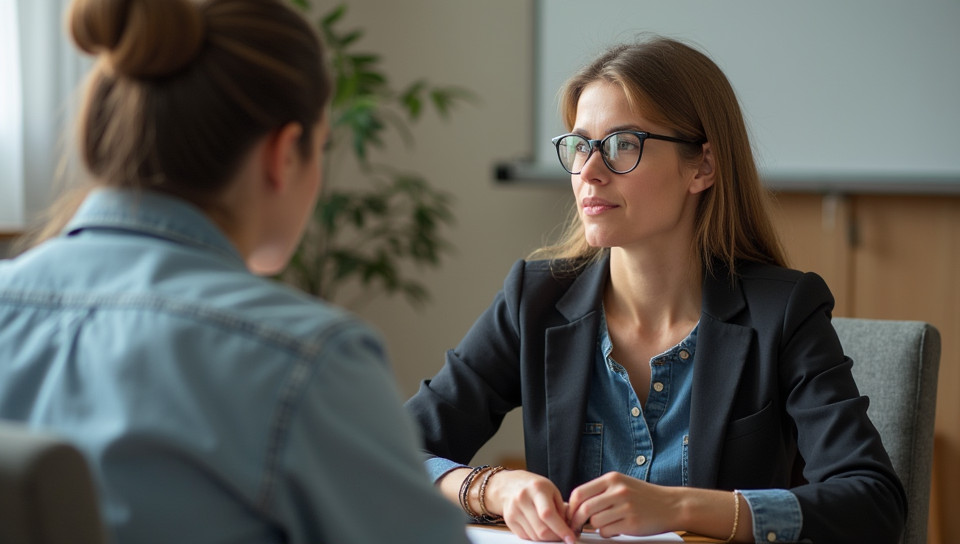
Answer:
[{"left": 773, "top": 192, "right": 959, "bottom": 544}]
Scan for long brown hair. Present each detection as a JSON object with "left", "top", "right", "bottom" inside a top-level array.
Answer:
[
  {"left": 531, "top": 37, "right": 786, "bottom": 277},
  {"left": 19, "top": 0, "right": 331, "bottom": 248}
]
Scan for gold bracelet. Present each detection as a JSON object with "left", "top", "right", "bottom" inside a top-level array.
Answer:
[{"left": 725, "top": 490, "right": 741, "bottom": 543}]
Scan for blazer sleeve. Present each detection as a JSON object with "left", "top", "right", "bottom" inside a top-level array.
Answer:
[
  {"left": 404, "top": 260, "right": 528, "bottom": 464},
  {"left": 778, "top": 272, "right": 907, "bottom": 543}
]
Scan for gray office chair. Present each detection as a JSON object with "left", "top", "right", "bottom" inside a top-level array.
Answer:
[
  {"left": 832, "top": 317, "right": 941, "bottom": 544},
  {"left": 0, "top": 421, "right": 107, "bottom": 544}
]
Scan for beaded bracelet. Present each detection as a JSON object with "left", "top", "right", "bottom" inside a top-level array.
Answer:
[
  {"left": 477, "top": 466, "right": 505, "bottom": 522},
  {"left": 458, "top": 465, "right": 489, "bottom": 519}
]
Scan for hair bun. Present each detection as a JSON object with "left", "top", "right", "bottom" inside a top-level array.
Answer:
[{"left": 68, "top": 0, "right": 205, "bottom": 78}]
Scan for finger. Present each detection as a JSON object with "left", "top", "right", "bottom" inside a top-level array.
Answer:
[
  {"left": 533, "top": 494, "right": 577, "bottom": 544},
  {"left": 506, "top": 515, "right": 533, "bottom": 542},
  {"left": 588, "top": 506, "right": 629, "bottom": 538},
  {"left": 568, "top": 491, "right": 615, "bottom": 531},
  {"left": 517, "top": 498, "right": 565, "bottom": 542},
  {"left": 566, "top": 477, "right": 606, "bottom": 516}
]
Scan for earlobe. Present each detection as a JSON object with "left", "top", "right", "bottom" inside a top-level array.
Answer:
[
  {"left": 263, "top": 122, "right": 304, "bottom": 193},
  {"left": 690, "top": 142, "right": 716, "bottom": 194}
]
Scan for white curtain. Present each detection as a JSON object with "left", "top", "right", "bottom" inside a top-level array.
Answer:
[
  {"left": 1, "top": 0, "right": 91, "bottom": 233},
  {"left": 0, "top": 0, "right": 24, "bottom": 231}
]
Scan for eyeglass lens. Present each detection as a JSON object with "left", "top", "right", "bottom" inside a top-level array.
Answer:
[{"left": 556, "top": 132, "right": 643, "bottom": 174}]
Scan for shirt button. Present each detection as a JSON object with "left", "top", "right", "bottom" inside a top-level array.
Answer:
[
  {"left": 652, "top": 382, "right": 664, "bottom": 392},
  {"left": 679, "top": 349, "right": 690, "bottom": 360},
  {"left": 631, "top": 406, "right": 640, "bottom": 417},
  {"left": 766, "top": 532, "right": 778, "bottom": 542},
  {"left": 635, "top": 455, "right": 647, "bottom": 466}
]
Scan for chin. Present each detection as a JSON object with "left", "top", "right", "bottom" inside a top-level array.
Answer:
[
  {"left": 583, "top": 231, "right": 618, "bottom": 249},
  {"left": 248, "top": 263, "right": 284, "bottom": 277},
  {"left": 247, "top": 250, "right": 289, "bottom": 277}
]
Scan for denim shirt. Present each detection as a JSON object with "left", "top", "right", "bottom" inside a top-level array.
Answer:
[
  {"left": 0, "top": 189, "right": 468, "bottom": 544},
  {"left": 577, "top": 310, "right": 696, "bottom": 486},
  {"left": 426, "top": 308, "right": 802, "bottom": 542}
]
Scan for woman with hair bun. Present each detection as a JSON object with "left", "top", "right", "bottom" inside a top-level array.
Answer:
[
  {"left": 407, "top": 37, "right": 905, "bottom": 543},
  {"left": 0, "top": 0, "right": 469, "bottom": 542}
]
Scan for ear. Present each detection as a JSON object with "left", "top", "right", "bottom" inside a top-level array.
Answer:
[
  {"left": 689, "top": 141, "right": 716, "bottom": 194},
  {"left": 263, "top": 122, "right": 304, "bottom": 193}
]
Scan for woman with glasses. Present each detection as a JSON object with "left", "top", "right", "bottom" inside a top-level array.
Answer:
[{"left": 407, "top": 37, "right": 904, "bottom": 543}]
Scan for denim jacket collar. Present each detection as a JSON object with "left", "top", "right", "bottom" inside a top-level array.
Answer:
[{"left": 63, "top": 188, "right": 246, "bottom": 269}]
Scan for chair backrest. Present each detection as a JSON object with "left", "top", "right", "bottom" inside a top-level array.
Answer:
[
  {"left": 0, "top": 421, "right": 107, "bottom": 544},
  {"left": 831, "top": 317, "right": 940, "bottom": 544}
]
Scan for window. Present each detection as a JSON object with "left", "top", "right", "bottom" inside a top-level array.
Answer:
[
  {"left": 1, "top": 0, "right": 91, "bottom": 233},
  {"left": 0, "top": 0, "right": 24, "bottom": 232}
]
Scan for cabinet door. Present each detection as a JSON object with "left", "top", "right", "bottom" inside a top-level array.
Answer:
[
  {"left": 852, "top": 195, "right": 958, "bottom": 544},
  {"left": 771, "top": 192, "right": 853, "bottom": 315}
]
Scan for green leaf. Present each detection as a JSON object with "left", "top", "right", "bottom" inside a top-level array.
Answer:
[
  {"left": 350, "top": 54, "right": 379, "bottom": 68},
  {"left": 414, "top": 206, "right": 435, "bottom": 230},
  {"left": 351, "top": 207, "right": 365, "bottom": 228},
  {"left": 362, "top": 195, "right": 388, "bottom": 215},
  {"left": 338, "top": 30, "right": 364, "bottom": 49},
  {"left": 321, "top": 4, "right": 347, "bottom": 27},
  {"left": 430, "top": 89, "right": 453, "bottom": 117},
  {"left": 332, "top": 251, "right": 359, "bottom": 280},
  {"left": 358, "top": 72, "right": 387, "bottom": 93},
  {"left": 401, "top": 80, "right": 427, "bottom": 119},
  {"left": 401, "top": 282, "right": 430, "bottom": 306}
]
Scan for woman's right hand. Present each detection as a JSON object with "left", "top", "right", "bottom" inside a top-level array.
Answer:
[{"left": 485, "top": 469, "right": 577, "bottom": 544}]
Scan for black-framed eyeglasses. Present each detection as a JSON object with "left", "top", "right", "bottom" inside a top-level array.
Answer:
[{"left": 551, "top": 130, "right": 705, "bottom": 175}]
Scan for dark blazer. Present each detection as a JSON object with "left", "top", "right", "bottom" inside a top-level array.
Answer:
[{"left": 406, "top": 256, "right": 906, "bottom": 543}]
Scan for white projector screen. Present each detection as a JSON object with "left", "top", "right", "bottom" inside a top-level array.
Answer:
[{"left": 513, "top": 0, "right": 960, "bottom": 192}]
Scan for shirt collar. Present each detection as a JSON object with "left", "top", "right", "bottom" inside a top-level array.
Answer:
[
  {"left": 63, "top": 188, "right": 246, "bottom": 268},
  {"left": 598, "top": 305, "right": 700, "bottom": 367}
]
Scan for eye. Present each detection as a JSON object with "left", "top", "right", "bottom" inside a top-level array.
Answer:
[
  {"left": 574, "top": 140, "right": 591, "bottom": 154},
  {"left": 617, "top": 139, "right": 639, "bottom": 151}
]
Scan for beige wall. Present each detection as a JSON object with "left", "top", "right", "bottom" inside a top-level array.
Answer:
[{"left": 331, "top": 0, "right": 571, "bottom": 464}]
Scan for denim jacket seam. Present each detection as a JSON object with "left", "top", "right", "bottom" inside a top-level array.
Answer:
[
  {"left": 255, "top": 318, "right": 361, "bottom": 513},
  {"left": 0, "top": 289, "right": 336, "bottom": 358}
]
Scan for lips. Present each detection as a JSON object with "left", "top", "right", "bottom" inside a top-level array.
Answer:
[{"left": 581, "top": 197, "right": 618, "bottom": 216}]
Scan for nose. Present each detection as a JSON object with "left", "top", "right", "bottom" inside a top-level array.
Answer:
[{"left": 577, "top": 144, "right": 609, "bottom": 184}]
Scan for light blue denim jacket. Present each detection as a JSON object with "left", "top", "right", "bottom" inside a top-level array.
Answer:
[{"left": 0, "top": 189, "right": 468, "bottom": 544}]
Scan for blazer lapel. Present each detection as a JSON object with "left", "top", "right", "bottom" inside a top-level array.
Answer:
[
  {"left": 542, "top": 257, "right": 608, "bottom": 497},
  {"left": 688, "top": 268, "right": 752, "bottom": 488}
]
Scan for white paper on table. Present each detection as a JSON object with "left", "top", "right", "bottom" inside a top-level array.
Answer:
[{"left": 466, "top": 525, "right": 684, "bottom": 543}]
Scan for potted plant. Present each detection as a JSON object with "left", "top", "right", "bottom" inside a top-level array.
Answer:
[{"left": 283, "top": 2, "right": 472, "bottom": 308}]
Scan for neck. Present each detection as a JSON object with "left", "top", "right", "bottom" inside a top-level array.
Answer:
[{"left": 605, "top": 244, "right": 703, "bottom": 331}]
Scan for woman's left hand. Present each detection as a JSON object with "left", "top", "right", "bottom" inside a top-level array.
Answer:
[{"left": 566, "top": 472, "right": 681, "bottom": 537}]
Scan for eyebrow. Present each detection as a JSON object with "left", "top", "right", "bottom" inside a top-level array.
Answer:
[{"left": 571, "top": 124, "right": 646, "bottom": 137}]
